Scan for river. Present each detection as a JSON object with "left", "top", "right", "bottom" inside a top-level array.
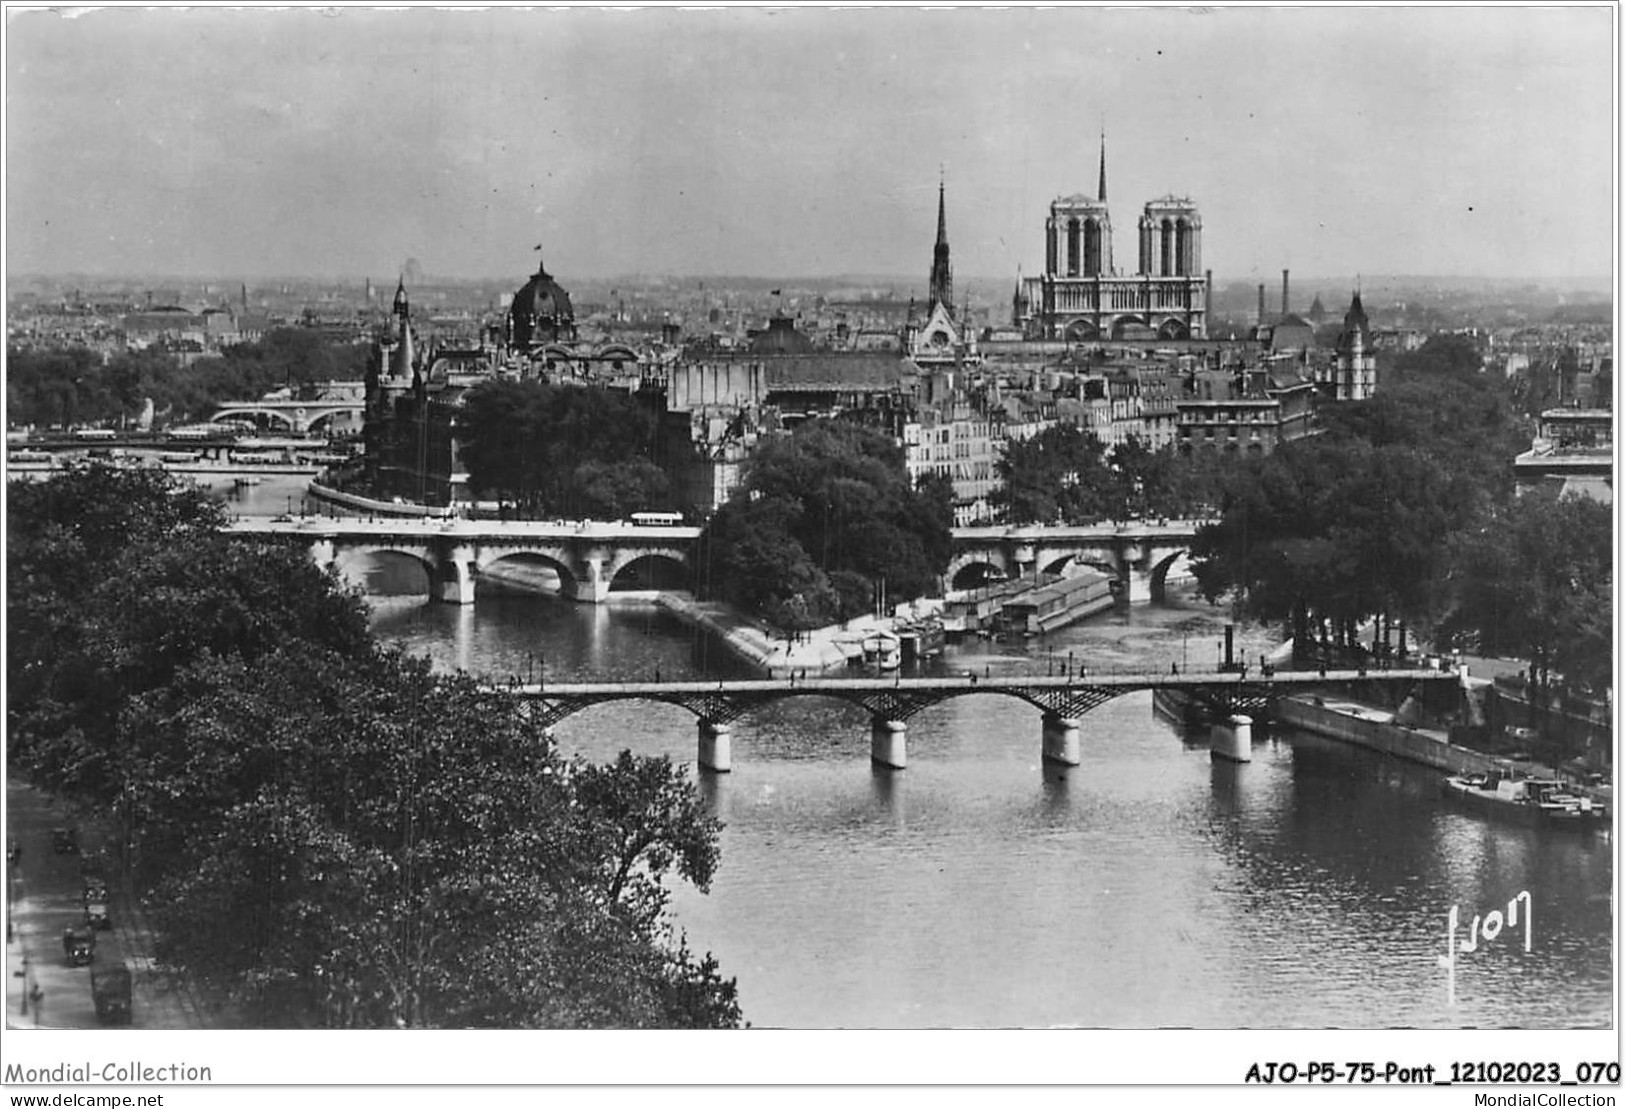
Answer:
[{"left": 366, "top": 584, "right": 1615, "bottom": 1030}]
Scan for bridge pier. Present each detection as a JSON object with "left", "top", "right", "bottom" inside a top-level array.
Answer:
[
  {"left": 1041, "top": 713, "right": 1081, "bottom": 766},
  {"left": 572, "top": 554, "right": 611, "bottom": 604},
  {"left": 1121, "top": 566, "right": 1154, "bottom": 604},
  {"left": 871, "top": 719, "right": 907, "bottom": 770},
  {"left": 433, "top": 555, "right": 477, "bottom": 605},
  {"left": 1211, "top": 714, "right": 1253, "bottom": 762},
  {"left": 698, "top": 721, "right": 733, "bottom": 773}
]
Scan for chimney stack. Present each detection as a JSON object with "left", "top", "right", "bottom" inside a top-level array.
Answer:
[
  {"left": 1257, "top": 284, "right": 1266, "bottom": 326},
  {"left": 1282, "top": 269, "right": 1290, "bottom": 318}
]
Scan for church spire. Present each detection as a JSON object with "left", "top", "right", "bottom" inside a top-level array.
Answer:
[
  {"left": 1097, "top": 131, "right": 1108, "bottom": 204},
  {"left": 928, "top": 174, "right": 954, "bottom": 316},
  {"left": 935, "top": 174, "right": 949, "bottom": 249}
]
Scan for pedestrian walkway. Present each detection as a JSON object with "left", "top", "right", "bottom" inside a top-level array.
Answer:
[{"left": 6, "top": 778, "right": 220, "bottom": 1029}]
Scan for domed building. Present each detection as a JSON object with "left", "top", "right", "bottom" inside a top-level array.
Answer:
[{"left": 507, "top": 254, "right": 577, "bottom": 351}]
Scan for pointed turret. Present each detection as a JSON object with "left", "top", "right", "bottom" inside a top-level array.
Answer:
[
  {"left": 1097, "top": 132, "right": 1108, "bottom": 204},
  {"left": 1343, "top": 290, "right": 1369, "bottom": 336},
  {"left": 393, "top": 278, "right": 415, "bottom": 383},
  {"left": 928, "top": 177, "right": 954, "bottom": 316}
]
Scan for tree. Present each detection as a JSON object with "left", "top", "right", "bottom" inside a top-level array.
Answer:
[
  {"left": 1189, "top": 437, "right": 1479, "bottom": 649},
  {"left": 458, "top": 380, "right": 670, "bottom": 517},
  {"left": 9, "top": 462, "right": 742, "bottom": 1029},
  {"left": 1439, "top": 488, "right": 1612, "bottom": 697},
  {"left": 136, "top": 654, "right": 739, "bottom": 1028},
  {"left": 6, "top": 332, "right": 370, "bottom": 429},
  {"left": 9, "top": 514, "right": 371, "bottom": 802},
  {"left": 698, "top": 418, "right": 953, "bottom": 630},
  {"left": 993, "top": 424, "right": 1114, "bottom": 524}
]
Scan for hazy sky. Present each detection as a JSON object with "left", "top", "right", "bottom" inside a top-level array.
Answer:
[{"left": 5, "top": 4, "right": 1615, "bottom": 283}]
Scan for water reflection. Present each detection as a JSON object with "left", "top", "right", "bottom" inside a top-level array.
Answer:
[
  {"left": 869, "top": 765, "right": 905, "bottom": 830},
  {"left": 366, "top": 589, "right": 1613, "bottom": 1028}
]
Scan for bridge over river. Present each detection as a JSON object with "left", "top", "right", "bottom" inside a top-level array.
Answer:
[
  {"left": 493, "top": 668, "right": 1459, "bottom": 771},
  {"left": 230, "top": 514, "right": 1211, "bottom": 603}
]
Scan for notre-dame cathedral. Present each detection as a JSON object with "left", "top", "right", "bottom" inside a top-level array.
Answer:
[{"left": 1014, "top": 137, "right": 1210, "bottom": 342}]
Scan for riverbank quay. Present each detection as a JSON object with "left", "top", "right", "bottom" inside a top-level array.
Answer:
[
  {"left": 1275, "top": 694, "right": 1524, "bottom": 777},
  {"left": 307, "top": 479, "right": 455, "bottom": 518},
  {"left": 1274, "top": 693, "right": 1610, "bottom": 810},
  {"left": 6, "top": 779, "right": 224, "bottom": 1029},
  {"left": 655, "top": 593, "right": 884, "bottom": 677}
]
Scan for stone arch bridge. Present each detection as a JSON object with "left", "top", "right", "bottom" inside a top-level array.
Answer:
[
  {"left": 229, "top": 516, "right": 1210, "bottom": 606},
  {"left": 210, "top": 399, "right": 365, "bottom": 435},
  {"left": 948, "top": 520, "right": 1208, "bottom": 603},
  {"left": 229, "top": 517, "right": 698, "bottom": 603}
]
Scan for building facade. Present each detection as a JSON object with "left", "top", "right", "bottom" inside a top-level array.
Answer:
[{"left": 1015, "top": 138, "right": 1209, "bottom": 342}]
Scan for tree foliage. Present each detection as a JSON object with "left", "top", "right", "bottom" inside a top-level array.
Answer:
[
  {"left": 6, "top": 331, "right": 369, "bottom": 429},
  {"left": 698, "top": 418, "right": 953, "bottom": 630},
  {"left": 994, "top": 426, "right": 1227, "bottom": 525},
  {"left": 1186, "top": 336, "right": 1604, "bottom": 693},
  {"left": 1318, "top": 334, "right": 1528, "bottom": 502},
  {"left": 1437, "top": 488, "right": 1612, "bottom": 696},
  {"left": 1189, "top": 437, "right": 1480, "bottom": 647},
  {"left": 7, "top": 464, "right": 740, "bottom": 1028},
  {"left": 457, "top": 380, "right": 672, "bottom": 518}
]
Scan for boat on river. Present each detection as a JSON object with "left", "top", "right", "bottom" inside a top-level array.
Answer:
[
  {"left": 1441, "top": 770, "right": 1601, "bottom": 830},
  {"left": 994, "top": 569, "right": 1116, "bottom": 637}
]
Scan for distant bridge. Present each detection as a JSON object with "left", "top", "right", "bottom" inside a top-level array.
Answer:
[
  {"left": 948, "top": 521, "right": 1210, "bottom": 602},
  {"left": 493, "top": 668, "right": 1457, "bottom": 771},
  {"left": 228, "top": 515, "right": 1213, "bottom": 605},
  {"left": 210, "top": 399, "right": 364, "bottom": 435},
  {"left": 229, "top": 516, "right": 701, "bottom": 602}
]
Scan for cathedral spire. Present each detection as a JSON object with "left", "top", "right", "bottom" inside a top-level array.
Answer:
[
  {"left": 928, "top": 175, "right": 954, "bottom": 316},
  {"left": 1097, "top": 131, "right": 1108, "bottom": 205}
]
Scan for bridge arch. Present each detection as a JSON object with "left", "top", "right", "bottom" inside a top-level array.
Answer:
[
  {"left": 479, "top": 551, "right": 579, "bottom": 597},
  {"left": 211, "top": 407, "right": 296, "bottom": 431},
  {"left": 1039, "top": 553, "right": 1118, "bottom": 581},
  {"left": 946, "top": 546, "right": 1015, "bottom": 589},
  {"left": 526, "top": 684, "right": 1121, "bottom": 733},
  {"left": 332, "top": 547, "right": 436, "bottom": 596},
  {"left": 949, "top": 558, "right": 1009, "bottom": 590},
  {"left": 303, "top": 409, "right": 359, "bottom": 435},
  {"left": 1147, "top": 549, "right": 1192, "bottom": 603},
  {"left": 607, "top": 552, "right": 691, "bottom": 592}
]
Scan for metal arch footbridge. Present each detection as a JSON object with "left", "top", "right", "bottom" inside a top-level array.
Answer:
[{"left": 494, "top": 667, "right": 1457, "bottom": 771}]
